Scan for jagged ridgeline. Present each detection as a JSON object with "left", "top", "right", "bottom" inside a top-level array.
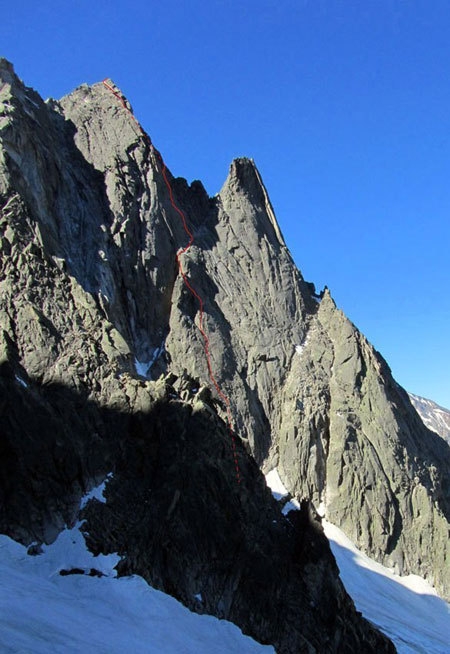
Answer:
[{"left": 0, "top": 58, "right": 448, "bottom": 651}]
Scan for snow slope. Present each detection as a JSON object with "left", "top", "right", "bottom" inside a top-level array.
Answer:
[
  {"left": 324, "top": 521, "right": 450, "bottom": 654},
  {"left": 266, "top": 469, "right": 450, "bottom": 654},
  {"left": 2, "top": 471, "right": 448, "bottom": 653},
  {"left": 0, "top": 487, "right": 274, "bottom": 654},
  {"left": 0, "top": 529, "right": 274, "bottom": 653}
]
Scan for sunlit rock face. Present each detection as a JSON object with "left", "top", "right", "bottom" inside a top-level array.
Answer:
[{"left": 0, "top": 56, "right": 448, "bottom": 651}]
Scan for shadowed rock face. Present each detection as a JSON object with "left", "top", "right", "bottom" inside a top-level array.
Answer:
[
  {"left": 0, "top": 363, "right": 394, "bottom": 654},
  {"left": 0, "top": 55, "right": 447, "bottom": 642}
]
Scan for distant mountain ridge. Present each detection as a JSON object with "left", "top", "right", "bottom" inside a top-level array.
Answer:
[{"left": 409, "top": 393, "right": 450, "bottom": 445}]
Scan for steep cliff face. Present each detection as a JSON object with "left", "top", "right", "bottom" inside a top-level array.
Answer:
[
  {"left": 278, "top": 292, "right": 450, "bottom": 593},
  {"left": 57, "top": 81, "right": 318, "bottom": 461},
  {"left": 0, "top": 54, "right": 448, "bottom": 632},
  {"left": 0, "top": 58, "right": 397, "bottom": 653}
]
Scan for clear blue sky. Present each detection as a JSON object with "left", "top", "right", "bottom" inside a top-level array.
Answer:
[{"left": 3, "top": 1, "right": 450, "bottom": 407}]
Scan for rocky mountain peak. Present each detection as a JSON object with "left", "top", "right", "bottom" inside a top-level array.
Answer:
[
  {"left": 0, "top": 57, "right": 16, "bottom": 84},
  {"left": 222, "top": 156, "right": 263, "bottom": 199},
  {"left": 220, "top": 156, "right": 287, "bottom": 249},
  {"left": 59, "top": 78, "right": 146, "bottom": 171},
  {"left": 1, "top": 62, "right": 449, "bottom": 650},
  {"left": 0, "top": 58, "right": 46, "bottom": 123}
]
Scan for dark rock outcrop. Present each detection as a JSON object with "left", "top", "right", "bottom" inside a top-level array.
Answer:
[
  {"left": 0, "top": 358, "right": 394, "bottom": 652},
  {"left": 83, "top": 376, "right": 394, "bottom": 654}
]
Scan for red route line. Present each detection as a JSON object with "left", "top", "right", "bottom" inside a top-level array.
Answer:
[{"left": 102, "top": 79, "right": 241, "bottom": 483}]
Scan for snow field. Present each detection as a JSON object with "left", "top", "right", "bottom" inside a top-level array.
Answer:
[
  {"left": 265, "top": 468, "right": 450, "bottom": 654},
  {"left": 0, "top": 482, "right": 274, "bottom": 653}
]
